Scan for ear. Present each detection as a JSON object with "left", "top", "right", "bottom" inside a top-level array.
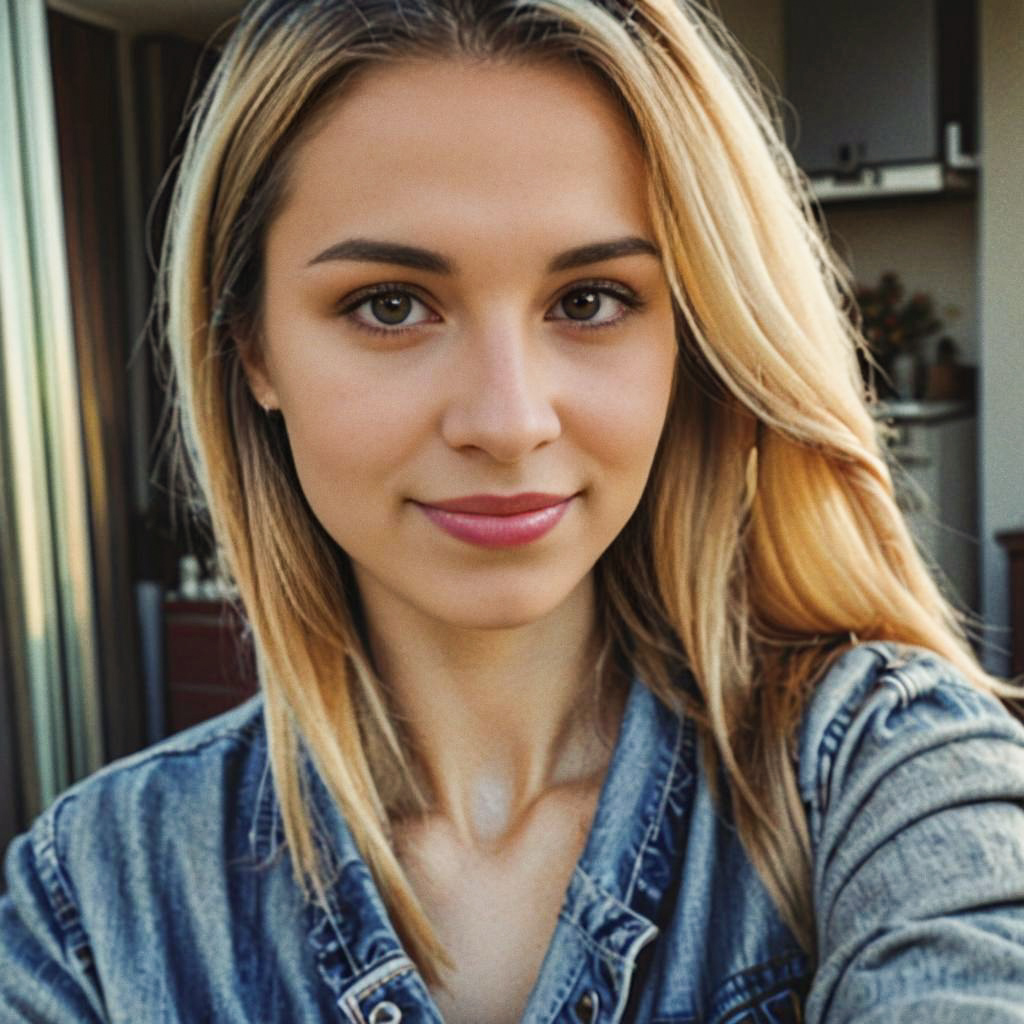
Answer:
[{"left": 236, "top": 335, "right": 280, "bottom": 412}]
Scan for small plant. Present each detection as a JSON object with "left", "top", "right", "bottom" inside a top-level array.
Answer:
[{"left": 855, "top": 271, "right": 942, "bottom": 369}]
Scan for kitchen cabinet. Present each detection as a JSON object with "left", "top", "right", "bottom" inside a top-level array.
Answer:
[
  {"left": 164, "top": 600, "right": 256, "bottom": 734},
  {"left": 785, "top": 0, "right": 977, "bottom": 178}
]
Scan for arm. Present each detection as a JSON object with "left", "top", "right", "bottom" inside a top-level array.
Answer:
[
  {"left": 0, "top": 805, "right": 106, "bottom": 1023},
  {"left": 802, "top": 646, "right": 1024, "bottom": 1024}
]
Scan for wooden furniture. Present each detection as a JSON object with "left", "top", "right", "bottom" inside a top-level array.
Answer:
[
  {"left": 164, "top": 600, "right": 257, "bottom": 734},
  {"left": 997, "top": 531, "right": 1024, "bottom": 677}
]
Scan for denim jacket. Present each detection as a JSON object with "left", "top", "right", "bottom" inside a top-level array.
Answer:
[{"left": 4, "top": 642, "right": 1024, "bottom": 1023}]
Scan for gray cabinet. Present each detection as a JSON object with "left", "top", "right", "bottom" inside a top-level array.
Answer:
[{"left": 785, "top": 0, "right": 977, "bottom": 175}]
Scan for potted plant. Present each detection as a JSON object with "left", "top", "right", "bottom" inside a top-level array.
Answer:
[{"left": 855, "top": 272, "right": 942, "bottom": 399}]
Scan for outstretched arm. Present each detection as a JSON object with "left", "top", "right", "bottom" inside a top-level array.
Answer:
[{"left": 802, "top": 646, "right": 1024, "bottom": 1023}]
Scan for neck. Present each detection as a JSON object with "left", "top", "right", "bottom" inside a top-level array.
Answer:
[{"left": 359, "top": 575, "right": 624, "bottom": 851}]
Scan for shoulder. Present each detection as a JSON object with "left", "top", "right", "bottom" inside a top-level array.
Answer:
[
  {"left": 45, "top": 694, "right": 267, "bottom": 835},
  {"left": 24, "top": 695, "right": 271, "bottom": 916},
  {"left": 800, "top": 640, "right": 1015, "bottom": 742},
  {"left": 798, "top": 641, "right": 1024, "bottom": 830},
  {"left": 798, "top": 642, "right": 1024, "bottom": 940},
  {"left": 0, "top": 697, "right": 274, "bottom": 1019}
]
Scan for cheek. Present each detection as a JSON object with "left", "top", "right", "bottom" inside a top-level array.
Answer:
[
  {"left": 272, "top": 366, "right": 424, "bottom": 530},
  {"left": 574, "top": 340, "right": 676, "bottom": 478}
]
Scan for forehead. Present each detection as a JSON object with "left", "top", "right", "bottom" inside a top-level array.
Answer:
[{"left": 268, "top": 58, "right": 652, "bottom": 262}]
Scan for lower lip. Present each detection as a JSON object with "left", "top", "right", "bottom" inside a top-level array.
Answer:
[{"left": 417, "top": 498, "right": 573, "bottom": 549}]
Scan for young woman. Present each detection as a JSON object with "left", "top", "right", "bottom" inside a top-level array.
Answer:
[{"left": 3, "top": 1, "right": 1024, "bottom": 1021}]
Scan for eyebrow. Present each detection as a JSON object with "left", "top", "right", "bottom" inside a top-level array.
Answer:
[{"left": 306, "top": 235, "right": 661, "bottom": 274}]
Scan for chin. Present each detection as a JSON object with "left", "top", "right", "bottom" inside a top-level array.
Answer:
[
  {"left": 426, "top": 594, "right": 571, "bottom": 632},
  {"left": 416, "top": 569, "right": 591, "bottom": 633}
]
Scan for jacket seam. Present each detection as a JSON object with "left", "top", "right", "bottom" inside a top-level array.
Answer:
[
  {"left": 31, "top": 796, "right": 98, "bottom": 984},
  {"left": 60, "top": 710, "right": 264, "bottom": 803},
  {"left": 624, "top": 712, "right": 688, "bottom": 905},
  {"left": 27, "top": 708, "right": 266, "bottom": 972}
]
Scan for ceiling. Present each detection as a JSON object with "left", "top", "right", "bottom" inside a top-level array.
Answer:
[{"left": 52, "top": 0, "right": 245, "bottom": 40}]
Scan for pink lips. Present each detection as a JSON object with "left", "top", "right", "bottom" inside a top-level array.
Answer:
[{"left": 416, "top": 492, "right": 574, "bottom": 548}]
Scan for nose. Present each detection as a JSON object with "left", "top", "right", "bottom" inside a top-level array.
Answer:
[{"left": 440, "top": 324, "right": 562, "bottom": 462}]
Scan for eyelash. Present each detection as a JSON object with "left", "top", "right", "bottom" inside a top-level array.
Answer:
[{"left": 335, "top": 280, "right": 647, "bottom": 338}]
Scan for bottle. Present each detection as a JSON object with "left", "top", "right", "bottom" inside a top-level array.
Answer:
[{"left": 178, "top": 554, "right": 202, "bottom": 600}]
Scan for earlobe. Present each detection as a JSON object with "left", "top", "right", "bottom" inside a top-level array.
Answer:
[
  {"left": 251, "top": 380, "right": 280, "bottom": 413},
  {"left": 253, "top": 391, "right": 279, "bottom": 413},
  {"left": 237, "top": 338, "right": 280, "bottom": 412}
]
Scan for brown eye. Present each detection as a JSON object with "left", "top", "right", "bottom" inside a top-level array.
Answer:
[
  {"left": 341, "top": 288, "right": 438, "bottom": 334},
  {"left": 371, "top": 292, "right": 413, "bottom": 325},
  {"left": 548, "top": 284, "right": 638, "bottom": 329},
  {"left": 561, "top": 289, "right": 602, "bottom": 321}
]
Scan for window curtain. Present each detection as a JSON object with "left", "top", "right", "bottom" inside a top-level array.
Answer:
[{"left": 0, "top": 0, "right": 104, "bottom": 836}]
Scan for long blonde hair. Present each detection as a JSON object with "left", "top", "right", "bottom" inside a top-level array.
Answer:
[{"left": 160, "top": 0, "right": 999, "bottom": 983}]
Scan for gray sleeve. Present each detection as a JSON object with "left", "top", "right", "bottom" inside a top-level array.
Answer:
[
  {"left": 800, "top": 645, "right": 1024, "bottom": 1024},
  {"left": 0, "top": 804, "right": 106, "bottom": 1023}
]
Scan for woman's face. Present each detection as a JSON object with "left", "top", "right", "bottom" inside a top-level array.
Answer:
[{"left": 249, "top": 58, "right": 677, "bottom": 631}]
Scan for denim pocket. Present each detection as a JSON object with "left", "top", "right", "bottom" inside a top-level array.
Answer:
[
  {"left": 705, "top": 953, "right": 810, "bottom": 1024},
  {"left": 717, "top": 983, "right": 804, "bottom": 1023}
]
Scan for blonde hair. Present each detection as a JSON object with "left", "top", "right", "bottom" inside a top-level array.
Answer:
[{"left": 159, "top": 0, "right": 1002, "bottom": 983}]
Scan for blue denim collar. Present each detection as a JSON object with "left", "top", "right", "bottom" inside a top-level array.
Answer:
[
  {"left": 250, "top": 677, "right": 696, "bottom": 1021},
  {"left": 526, "top": 681, "right": 696, "bottom": 1021}
]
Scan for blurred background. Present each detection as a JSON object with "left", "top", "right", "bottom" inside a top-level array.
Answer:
[{"left": 1, "top": 0, "right": 1022, "bottom": 861}]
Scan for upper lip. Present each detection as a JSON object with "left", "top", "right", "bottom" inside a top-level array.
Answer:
[{"left": 419, "top": 492, "right": 573, "bottom": 515}]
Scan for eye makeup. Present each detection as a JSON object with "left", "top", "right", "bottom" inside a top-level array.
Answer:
[{"left": 335, "top": 279, "right": 648, "bottom": 338}]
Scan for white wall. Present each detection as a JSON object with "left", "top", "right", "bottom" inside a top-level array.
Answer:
[
  {"left": 826, "top": 200, "right": 979, "bottom": 365},
  {"left": 979, "top": 0, "right": 1024, "bottom": 674}
]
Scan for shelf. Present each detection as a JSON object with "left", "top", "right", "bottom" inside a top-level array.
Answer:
[
  {"left": 873, "top": 398, "right": 975, "bottom": 423},
  {"left": 810, "top": 164, "right": 977, "bottom": 205}
]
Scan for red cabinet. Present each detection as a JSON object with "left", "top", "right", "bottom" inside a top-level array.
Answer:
[{"left": 164, "top": 600, "right": 257, "bottom": 734}]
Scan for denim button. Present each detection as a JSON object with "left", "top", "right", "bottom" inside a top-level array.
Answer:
[
  {"left": 368, "top": 1001, "right": 403, "bottom": 1024},
  {"left": 574, "top": 989, "right": 600, "bottom": 1022}
]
